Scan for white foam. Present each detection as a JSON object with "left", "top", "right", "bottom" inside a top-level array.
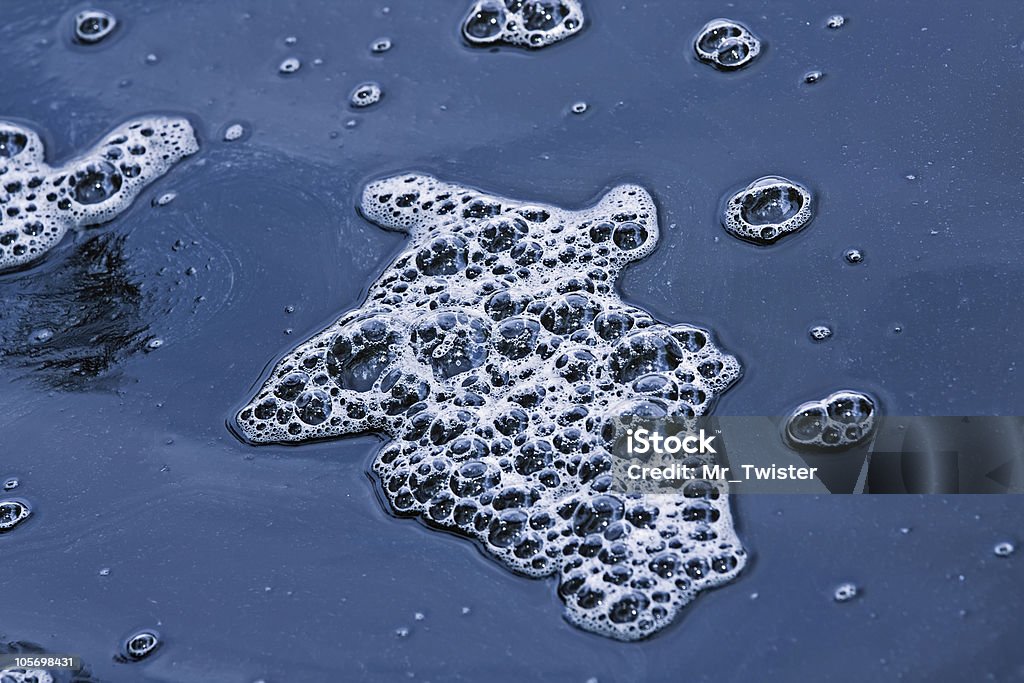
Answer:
[
  {"left": 0, "top": 116, "right": 198, "bottom": 272},
  {"left": 236, "top": 173, "right": 746, "bottom": 640}
]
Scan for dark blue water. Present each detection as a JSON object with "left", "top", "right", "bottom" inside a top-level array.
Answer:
[{"left": 1, "top": 1, "right": 1022, "bottom": 680}]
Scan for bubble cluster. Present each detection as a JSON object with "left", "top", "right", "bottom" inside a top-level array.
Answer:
[
  {"left": 721, "top": 176, "right": 813, "bottom": 245},
  {"left": 461, "top": 0, "right": 585, "bottom": 49},
  {"left": 74, "top": 9, "right": 117, "bottom": 44},
  {"left": 785, "top": 391, "right": 877, "bottom": 450},
  {"left": 236, "top": 174, "right": 746, "bottom": 640},
  {"left": 0, "top": 116, "right": 198, "bottom": 272},
  {"left": 809, "top": 325, "right": 832, "bottom": 342},
  {"left": 0, "top": 667, "right": 53, "bottom": 683},
  {"left": 350, "top": 82, "right": 383, "bottom": 108},
  {"left": 694, "top": 19, "right": 762, "bottom": 71},
  {"left": 0, "top": 499, "right": 31, "bottom": 532}
]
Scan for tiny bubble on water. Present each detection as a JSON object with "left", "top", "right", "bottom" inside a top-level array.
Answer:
[
  {"left": 145, "top": 337, "right": 164, "bottom": 351},
  {"left": 371, "top": 37, "right": 392, "bottom": 53},
  {"left": 803, "top": 70, "right": 824, "bottom": 84},
  {"left": 571, "top": 101, "right": 588, "bottom": 114},
  {"left": 279, "top": 57, "right": 301, "bottom": 74},
  {"left": 3, "top": 478, "right": 19, "bottom": 491},
  {"left": 285, "top": 305, "right": 295, "bottom": 314},
  {"left": 461, "top": 606, "right": 471, "bottom": 615},
  {"left": 414, "top": 612, "right": 425, "bottom": 621},
  {"left": 284, "top": 35, "right": 298, "bottom": 45},
  {"left": 809, "top": 325, "right": 833, "bottom": 342},
  {"left": 394, "top": 627, "right": 410, "bottom": 638},
  {"left": 185, "top": 266, "right": 197, "bottom": 276},
  {"left": 124, "top": 630, "right": 160, "bottom": 660},
  {"left": 99, "top": 567, "right": 110, "bottom": 576},
  {"left": 826, "top": 15, "right": 846, "bottom": 29},
  {"left": 153, "top": 192, "right": 176, "bottom": 207},
  {"left": 145, "top": 53, "right": 159, "bottom": 64},
  {"left": 993, "top": 541, "right": 1015, "bottom": 557},
  {"left": 833, "top": 582, "right": 859, "bottom": 602},
  {"left": 224, "top": 123, "right": 246, "bottom": 141},
  {"left": 845, "top": 249, "right": 864, "bottom": 264}
]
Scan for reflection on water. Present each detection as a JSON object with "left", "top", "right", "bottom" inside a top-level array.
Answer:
[{"left": 0, "top": 232, "right": 148, "bottom": 390}]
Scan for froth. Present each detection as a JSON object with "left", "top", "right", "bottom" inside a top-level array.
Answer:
[
  {"left": 0, "top": 116, "right": 198, "bottom": 272},
  {"left": 462, "top": 0, "right": 585, "bottom": 48},
  {"left": 236, "top": 173, "right": 746, "bottom": 640}
]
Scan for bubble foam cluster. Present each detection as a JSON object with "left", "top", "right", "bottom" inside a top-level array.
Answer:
[
  {"left": 694, "top": 19, "right": 762, "bottom": 70},
  {"left": 785, "top": 390, "right": 877, "bottom": 450},
  {"left": 462, "top": 0, "right": 585, "bottom": 48},
  {"left": 0, "top": 116, "right": 198, "bottom": 273},
  {"left": 236, "top": 173, "right": 746, "bottom": 640},
  {"left": 721, "top": 175, "right": 813, "bottom": 245}
]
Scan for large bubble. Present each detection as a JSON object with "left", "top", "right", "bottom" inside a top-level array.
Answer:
[
  {"left": 721, "top": 176, "right": 813, "bottom": 244},
  {"left": 235, "top": 174, "right": 745, "bottom": 640}
]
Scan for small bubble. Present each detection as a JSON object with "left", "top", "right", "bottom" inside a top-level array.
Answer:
[
  {"left": 461, "top": 606, "right": 471, "bottom": 615},
  {"left": 224, "top": 123, "right": 246, "bottom": 141},
  {"left": 905, "top": 174, "right": 917, "bottom": 181},
  {"left": 279, "top": 57, "right": 301, "bottom": 74},
  {"left": 833, "top": 582, "right": 859, "bottom": 603},
  {"left": 99, "top": 567, "right": 111, "bottom": 576},
  {"left": 152, "top": 192, "right": 177, "bottom": 207},
  {"left": 0, "top": 499, "right": 31, "bottom": 532},
  {"left": 809, "top": 325, "right": 833, "bottom": 342},
  {"left": 185, "top": 266, "right": 197, "bottom": 276},
  {"left": 826, "top": 15, "right": 846, "bottom": 29},
  {"left": 394, "top": 627, "right": 410, "bottom": 638},
  {"left": 284, "top": 305, "right": 295, "bottom": 314},
  {"left": 145, "top": 337, "right": 164, "bottom": 351},
  {"left": 993, "top": 541, "right": 1015, "bottom": 558},
  {"left": 350, "top": 82, "right": 383, "bottom": 108},
  {"left": 414, "top": 612, "right": 425, "bottom": 621},
  {"left": 3, "top": 478, "right": 19, "bottom": 491},
  {"left": 721, "top": 176, "right": 813, "bottom": 244},
  {"left": 844, "top": 249, "right": 864, "bottom": 264},
  {"left": 145, "top": 53, "right": 159, "bottom": 64},
  {"left": 371, "top": 37, "right": 392, "bottom": 53},
  {"left": 803, "top": 70, "right": 824, "bottom": 84},
  {"left": 124, "top": 630, "right": 161, "bottom": 661},
  {"left": 74, "top": 9, "right": 117, "bottom": 44},
  {"left": 284, "top": 36, "right": 298, "bottom": 46},
  {"left": 570, "top": 101, "right": 588, "bottom": 114}
]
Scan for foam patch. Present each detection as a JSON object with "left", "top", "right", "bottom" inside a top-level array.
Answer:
[
  {"left": 0, "top": 116, "right": 198, "bottom": 272},
  {"left": 236, "top": 173, "right": 747, "bottom": 640}
]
